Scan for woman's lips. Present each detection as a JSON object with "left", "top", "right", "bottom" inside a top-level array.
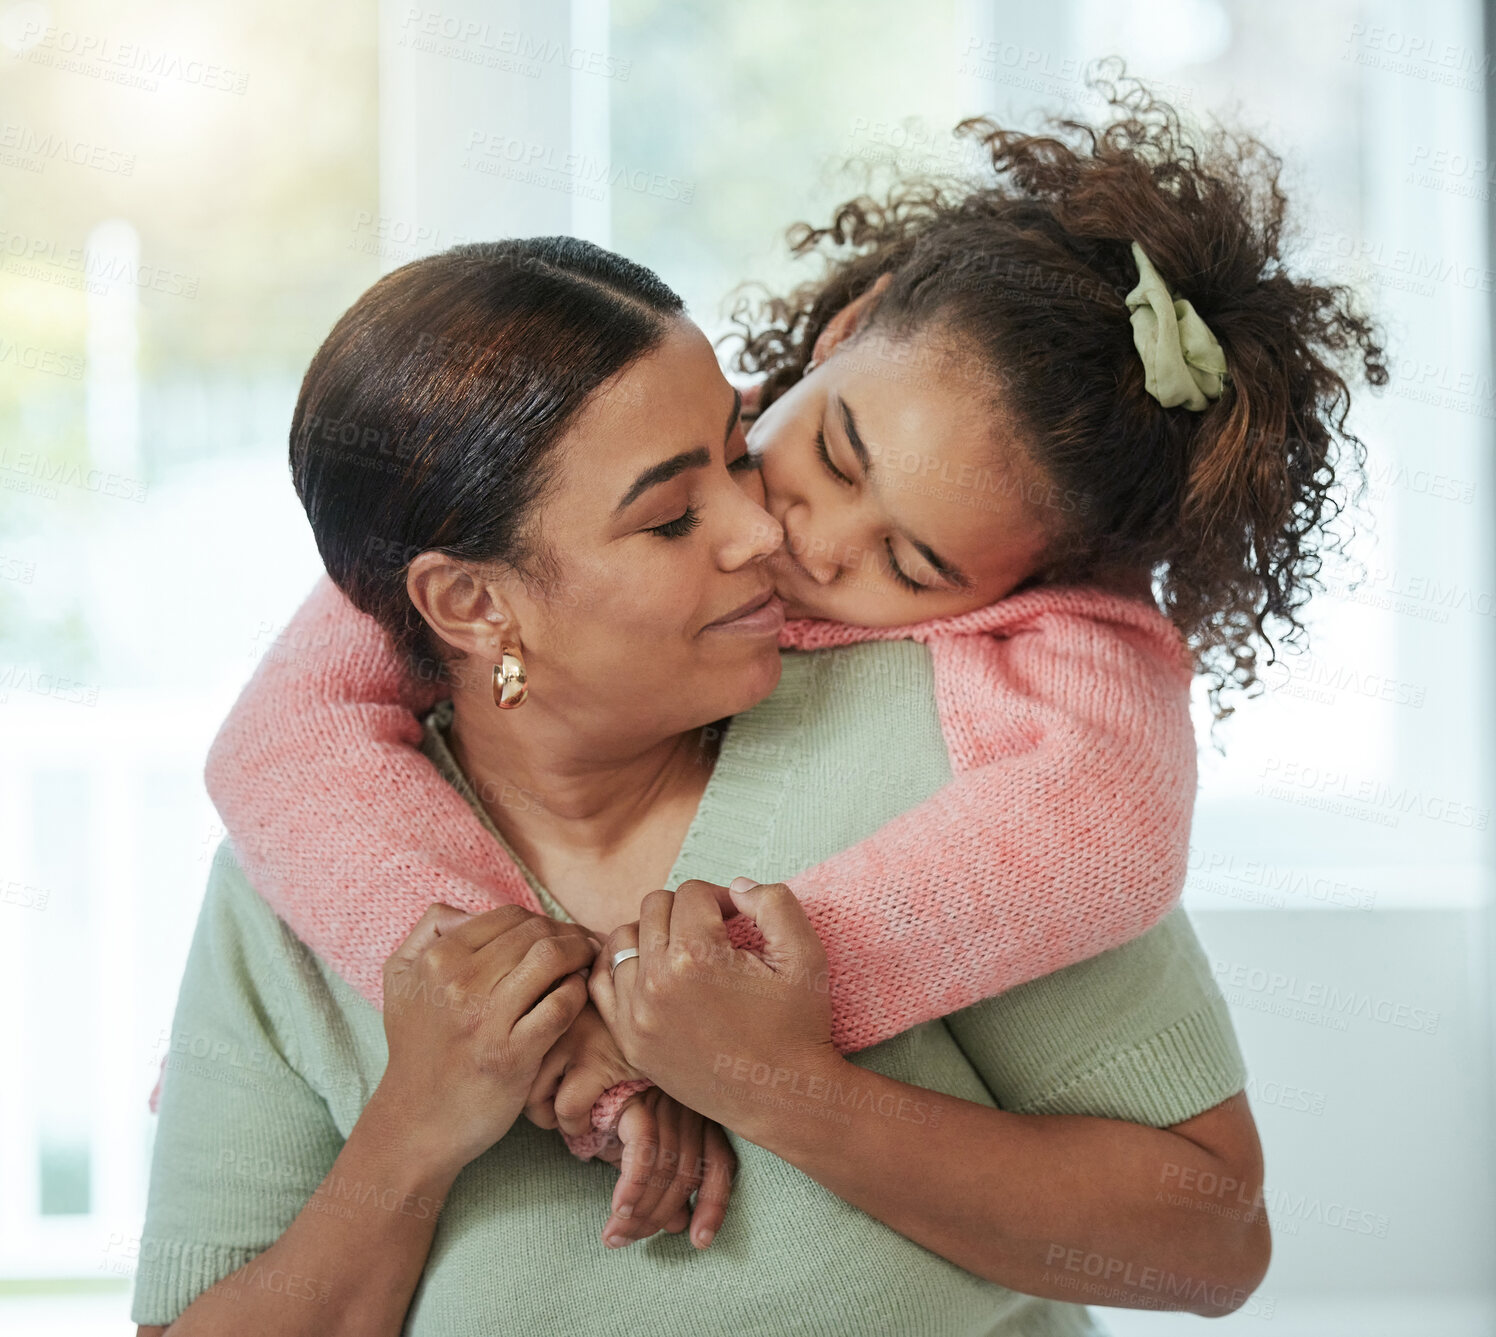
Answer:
[{"left": 703, "top": 589, "right": 786, "bottom": 635}]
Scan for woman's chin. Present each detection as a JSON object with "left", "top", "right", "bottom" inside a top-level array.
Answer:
[{"left": 722, "top": 644, "right": 783, "bottom": 713}]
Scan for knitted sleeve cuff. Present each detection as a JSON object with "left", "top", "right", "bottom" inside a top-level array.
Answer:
[
  {"left": 559, "top": 1078, "right": 655, "bottom": 1160},
  {"left": 1007, "top": 1003, "right": 1249, "bottom": 1127},
  {"left": 129, "top": 1238, "right": 266, "bottom": 1327}
]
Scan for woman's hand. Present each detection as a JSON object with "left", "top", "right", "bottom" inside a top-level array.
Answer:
[
  {"left": 589, "top": 879, "right": 840, "bottom": 1140},
  {"left": 598, "top": 1089, "right": 737, "bottom": 1251},
  {"left": 372, "top": 903, "right": 601, "bottom": 1178}
]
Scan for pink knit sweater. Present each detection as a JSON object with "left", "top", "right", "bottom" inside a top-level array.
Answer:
[{"left": 170, "top": 575, "right": 1197, "bottom": 1158}]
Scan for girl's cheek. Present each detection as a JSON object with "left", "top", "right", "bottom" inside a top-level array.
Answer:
[
  {"left": 755, "top": 452, "right": 793, "bottom": 510},
  {"left": 734, "top": 466, "right": 767, "bottom": 507}
]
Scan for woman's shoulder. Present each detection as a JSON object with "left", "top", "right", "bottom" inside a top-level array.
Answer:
[
  {"left": 196, "top": 839, "right": 366, "bottom": 1022},
  {"left": 942, "top": 907, "right": 1246, "bottom": 1126},
  {"left": 177, "top": 839, "right": 382, "bottom": 1114}
]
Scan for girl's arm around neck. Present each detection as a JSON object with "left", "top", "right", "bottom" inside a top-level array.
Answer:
[{"left": 732, "top": 1055, "right": 1270, "bottom": 1318}]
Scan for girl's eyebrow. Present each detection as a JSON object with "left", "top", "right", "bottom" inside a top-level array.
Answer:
[
  {"left": 835, "top": 394, "right": 875, "bottom": 472},
  {"left": 726, "top": 387, "right": 743, "bottom": 441},
  {"left": 836, "top": 393, "right": 974, "bottom": 589}
]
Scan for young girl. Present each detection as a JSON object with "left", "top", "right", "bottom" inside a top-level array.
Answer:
[{"left": 186, "top": 87, "right": 1383, "bottom": 1183}]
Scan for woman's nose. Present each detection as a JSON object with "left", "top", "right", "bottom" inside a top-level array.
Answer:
[{"left": 720, "top": 490, "right": 784, "bottom": 569}]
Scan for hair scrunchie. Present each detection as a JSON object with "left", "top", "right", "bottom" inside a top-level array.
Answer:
[{"left": 1123, "top": 241, "right": 1228, "bottom": 411}]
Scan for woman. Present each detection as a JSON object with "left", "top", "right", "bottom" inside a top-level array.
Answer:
[{"left": 134, "top": 236, "right": 1266, "bottom": 1336}]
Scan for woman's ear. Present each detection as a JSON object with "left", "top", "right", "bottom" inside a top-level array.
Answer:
[
  {"left": 406, "top": 552, "right": 519, "bottom": 663},
  {"left": 810, "top": 272, "right": 894, "bottom": 366}
]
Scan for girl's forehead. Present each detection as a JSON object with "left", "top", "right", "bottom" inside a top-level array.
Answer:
[
  {"left": 831, "top": 336, "right": 1029, "bottom": 482},
  {"left": 826, "top": 338, "right": 1053, "bottom": 575}
]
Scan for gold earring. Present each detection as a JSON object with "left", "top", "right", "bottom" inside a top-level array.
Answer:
[{"left": 492, "top": 644, "right": 528, "bottom": 709}]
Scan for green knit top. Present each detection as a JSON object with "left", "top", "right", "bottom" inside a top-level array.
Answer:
[{"left": 133, "top": 641, "right": 1246, "bottom": 1335}]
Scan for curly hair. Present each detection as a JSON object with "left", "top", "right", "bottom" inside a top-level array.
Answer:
[{"left": 728, "top": 69, "right": 1387, "bottom": 718}]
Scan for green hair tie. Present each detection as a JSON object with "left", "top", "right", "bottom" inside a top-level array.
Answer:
[{"left": 1123, "top": 241, "right": 1228, "bottom": 411}]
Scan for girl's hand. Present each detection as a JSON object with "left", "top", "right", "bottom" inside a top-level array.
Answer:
[
  {"left": 522, "top": 1000, "right": 644, "bottom": 1139},
  {"left": 524, "top": 998, "right": 738, "bottom": 1248},
  {"left": 373, "top": 903, "right": 601, "bottom": 1178},
  {"left": 599, "top": 1088, "right": 737, "bottom": 1251},
  {"left": 589, "top": 879, "right": 839, "bottom": 1141}
]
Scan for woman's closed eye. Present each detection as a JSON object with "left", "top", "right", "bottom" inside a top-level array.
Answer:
[
  {"left": 645, "top": 506, "right": 702, "bottom": 539},
  {"left": 645, "top": 437, "right": 757, "bottom": 539}
]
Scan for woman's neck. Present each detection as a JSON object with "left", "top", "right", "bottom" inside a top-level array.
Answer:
[{"left": 445, "top": 694, "right": 720, "bottom": 930}]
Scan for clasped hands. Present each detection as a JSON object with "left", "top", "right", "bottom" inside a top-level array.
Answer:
[
  {"left": 379, "top": 885, "right": 837, "bottom": 1262},
  {"left": 521, "top": 877, "right": 839, "bottom": 1252}
]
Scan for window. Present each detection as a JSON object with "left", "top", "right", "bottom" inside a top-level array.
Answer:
[{"left": 0, "top": 0, "right": 377, "bottom": 1296}]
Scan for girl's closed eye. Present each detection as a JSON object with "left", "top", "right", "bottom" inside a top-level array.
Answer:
[
  {"left": 885, "top": 539, "right": 930, "bottom": 593},
  {"left": 815, "top": 427, "right": 855, "bottom": 487}
]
